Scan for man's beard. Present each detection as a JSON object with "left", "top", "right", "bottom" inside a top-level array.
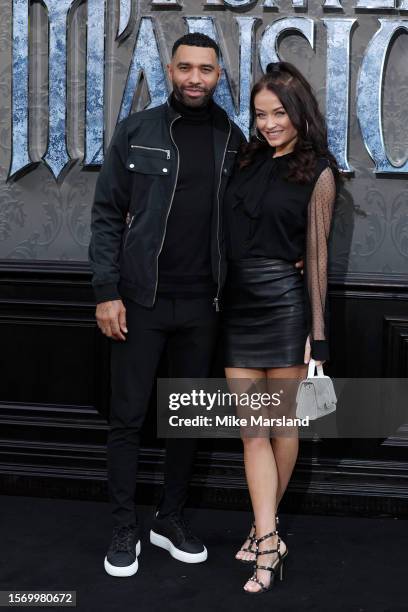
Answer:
[{"left": 172, "top": 82, "right": 216, "bottom": 108}]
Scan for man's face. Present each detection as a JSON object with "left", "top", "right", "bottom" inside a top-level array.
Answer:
[{"left": 167, "top": 44, "right": 221, "bottom": 108}]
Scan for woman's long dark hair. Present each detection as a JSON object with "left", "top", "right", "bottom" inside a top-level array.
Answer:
[{"left": 239, "top": 61, "right": 340, "bottom": 184}]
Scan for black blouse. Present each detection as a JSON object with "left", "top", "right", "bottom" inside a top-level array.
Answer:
[{"left": 223, "top": 149, "right": 336, "bottom": 361}]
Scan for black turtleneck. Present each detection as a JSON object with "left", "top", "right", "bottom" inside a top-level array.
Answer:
[{"left": 157, "top": 93, "right": 216, "bottom": 297}]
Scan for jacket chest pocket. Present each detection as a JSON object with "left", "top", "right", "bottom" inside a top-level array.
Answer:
[{"left": 127, "top": 144, "right": 172, "bottom": 176}]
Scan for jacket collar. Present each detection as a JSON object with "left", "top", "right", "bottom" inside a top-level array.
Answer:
[{"left": 165, "top": 94, "right": 181, "bottom": 122}]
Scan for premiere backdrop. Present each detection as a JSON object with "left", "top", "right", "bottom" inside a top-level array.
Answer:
[
  {"left": 0, "top": 0, "right": 407, "bottom": 515},
  {"left": 1, "top": 0, "right": 408, "bottom": 275}
]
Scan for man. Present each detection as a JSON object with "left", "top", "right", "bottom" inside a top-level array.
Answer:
[{"left": 88, "top": 32, "right": 245, "bottom": 577}]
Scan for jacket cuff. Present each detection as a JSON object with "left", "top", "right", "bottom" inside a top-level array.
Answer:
[
  {"left": 92, "top": 283, "right": 121, "bottom": 304},
  {"left": 311, "top": 340, "right": 330, "bottom": 362}
]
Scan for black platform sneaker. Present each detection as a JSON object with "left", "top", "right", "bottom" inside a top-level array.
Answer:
[
  {"left": 104, "top": 524, "right": 141, "bottom": 577},
  {"left": 150, "top": 512, "right": 207, "bottom": 563}
]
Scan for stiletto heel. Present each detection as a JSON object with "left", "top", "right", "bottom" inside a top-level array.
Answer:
[{"left": 244, "top": 529, "right": 285, "bottom": 595}]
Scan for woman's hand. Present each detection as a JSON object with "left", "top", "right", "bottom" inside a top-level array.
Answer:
[
  {"left": 303, "top": 335, "right": 324, "bottom": 366},
  {"left": 303, "top": 335, "right": 311, "bottom": 364}
]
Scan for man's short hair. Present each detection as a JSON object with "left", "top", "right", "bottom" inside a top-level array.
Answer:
[{"left": 172, "top": 33, "right": 220, "bottom": 60}]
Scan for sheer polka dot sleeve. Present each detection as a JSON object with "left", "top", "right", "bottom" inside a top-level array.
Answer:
[{"left": 306, "top": 165, "right": 336, "bottom": 361}]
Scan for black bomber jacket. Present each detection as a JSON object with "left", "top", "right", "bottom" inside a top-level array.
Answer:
[{"left": 88, "top": 95, "right": 246, "bottom": 308}]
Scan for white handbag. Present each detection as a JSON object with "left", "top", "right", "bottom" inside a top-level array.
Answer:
[{"left": 296, "top": 359, "right": 337, "bottom": 421}]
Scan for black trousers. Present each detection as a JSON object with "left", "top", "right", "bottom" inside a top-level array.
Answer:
[{"left": 108, "top": 295, "right": 219, "bottom": 526}]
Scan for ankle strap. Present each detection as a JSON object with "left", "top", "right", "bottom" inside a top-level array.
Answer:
[{"left": 255, "top": 530, "right": 278, "bottom": 544}]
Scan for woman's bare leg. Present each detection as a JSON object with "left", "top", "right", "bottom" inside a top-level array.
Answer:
[
  {"left": 267, "top": 365, "right": 307, "bottom": 507},
  {"left": 226, "top": 367, "right": 268, "bottom": 563},
  {"left": 272, "top": 436, "right": 299, "bottom": 506},
  {"left": 242, "top": 364, "right": 306, "bottom": 593}
]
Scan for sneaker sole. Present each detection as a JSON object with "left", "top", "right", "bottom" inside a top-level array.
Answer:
[
  {"left": 150, "top": 530, "right": 207, "bottom": 563},
  {"left": 104, "top": 540, "right": 141, "bottom": 577}
]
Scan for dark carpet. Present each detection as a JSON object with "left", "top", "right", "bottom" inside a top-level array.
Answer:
[{"left": 0, "top": 495, "right": 406, "bottom": 612}]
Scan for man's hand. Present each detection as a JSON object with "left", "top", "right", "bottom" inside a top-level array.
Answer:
[
  {"left": 96, "top": 299, "right": 127, "bottom": 341},
  {"left": 295, "top": 258, "right": 304, "bottom": 274}
]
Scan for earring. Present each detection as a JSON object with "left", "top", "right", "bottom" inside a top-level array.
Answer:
[
  {"left": 255, "top": 128, "right": 266, "bottom": 142},
  {"left": 305, "top": 119, "right": 309, "bottom": 137}
]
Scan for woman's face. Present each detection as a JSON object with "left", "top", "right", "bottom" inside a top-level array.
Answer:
[{"left": 254, "top": 88, "right": 298, "bottom": 154}]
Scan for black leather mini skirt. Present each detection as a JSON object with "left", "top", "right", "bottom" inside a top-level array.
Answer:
[{"left": 221, "top": 257, "right": 308, "bottom": 368}]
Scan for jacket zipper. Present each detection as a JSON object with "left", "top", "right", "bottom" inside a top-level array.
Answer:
[
  {"left": 130, "top": 144, "right": 171, "bottom": 160},
  {"left": 123, "top": 214, "right": 135, "bottom": 249},
  {"left": 151, "top": 115, "right": 181, "bottom": 305},
  {"left": 213, "top": 119, "right": 232, "bottom": 313}
]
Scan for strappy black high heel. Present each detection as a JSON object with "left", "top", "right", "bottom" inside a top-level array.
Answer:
[
  {"left": 244, "top": 529, "right": 286, "bottom": 594},
  {"left": 235, "top": 521, "right": 257, "bottom": 563},
  {"left": 236, "top": 515, "right": 288, "bottom": 564}
]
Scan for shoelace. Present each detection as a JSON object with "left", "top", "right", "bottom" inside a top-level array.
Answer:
[{"left": 111, "top": 525, "right": 136, "bottom": 552}]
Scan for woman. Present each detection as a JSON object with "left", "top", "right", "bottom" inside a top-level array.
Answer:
[{"left": 222, "top": 61, "right": 339, "bottom": 594}]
